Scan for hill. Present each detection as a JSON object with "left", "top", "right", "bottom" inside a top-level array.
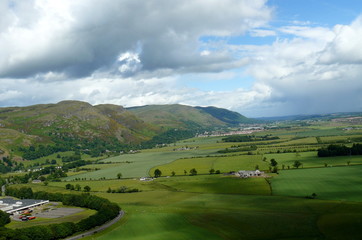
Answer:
[
  {"left": 0, "top": 101, "right": 253, "bottom": 160},
  {"left": 127, "top": 104, "right": 253, "bottom": 129},
  {"left": 194, "top": 106, "right": 254, "bottom": 124}
]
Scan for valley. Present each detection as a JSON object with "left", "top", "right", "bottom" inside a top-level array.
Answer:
[{"left": 1, "top": 103, "right": 362, "bottom": 239}]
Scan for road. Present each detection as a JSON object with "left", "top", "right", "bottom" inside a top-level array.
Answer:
[{"left": 64, "top": 210, "right": 124, "bottom": 240}]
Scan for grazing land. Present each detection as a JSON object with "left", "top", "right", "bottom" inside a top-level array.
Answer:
[{"left": 272, "top": 165, "right": 362, "bottom": 201}]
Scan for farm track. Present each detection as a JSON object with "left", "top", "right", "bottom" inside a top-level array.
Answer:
[{"left": 64, "top": 210, "right": 124, "bottom": 240}]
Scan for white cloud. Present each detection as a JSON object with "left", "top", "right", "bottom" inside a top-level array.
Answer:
[
  {"left": 0, "top": 0, "right": 272, "bottom": 78},
  {"left": 249, "top": 29, "right": 276, "bottom": 37}
]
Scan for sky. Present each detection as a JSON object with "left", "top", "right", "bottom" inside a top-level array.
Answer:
[{"left": 1, "top": 0, "right": 362, "bottom": 117}]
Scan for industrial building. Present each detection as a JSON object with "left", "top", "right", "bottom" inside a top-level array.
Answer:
[{"left": 0, "top": 198, "right": 49, "bottom": 214}]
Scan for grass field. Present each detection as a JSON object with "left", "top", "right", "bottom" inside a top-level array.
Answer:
[
  {"left": 264, "top": 151, "right": 362, "bottom": 168},
  {"left": 5, "top": 125, "right": 362, "bottom": 239},
  {"left": 64, "top": 148, "right": 222, "bottom": 180},
  {"left": 149, "top": 154, "right": 266, "bottom": 176},
  {"left": 87, "top": 190, "right": 362, "bottom": 240},
  {"left": 272, "top": 165, "right": 362, "bottom": 201}
]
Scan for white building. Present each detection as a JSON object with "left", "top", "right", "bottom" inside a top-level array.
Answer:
[{"left": 236, "top": 170, "right": 263, "bottom": 178}]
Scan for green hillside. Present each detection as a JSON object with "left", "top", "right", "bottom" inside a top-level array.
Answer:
[
  {"left": 128, "top": 104, "right": 252, "bottom": 129},
  {"left": 0, "top": 101, "right": 251, "bottom": 160},
  {"left": 195, "top": 106, "right": 253, "bottom": 124}
]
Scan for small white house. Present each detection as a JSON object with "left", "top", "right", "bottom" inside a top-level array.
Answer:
[{"left": 236, "top": 170, "right": 263, "bottom": 178}]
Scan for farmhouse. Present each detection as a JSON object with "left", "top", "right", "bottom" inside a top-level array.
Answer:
[
  {"left": 236, "top": 170, "right": 263, "bottom": 178},
  {"left": 0, "top": 198, "right": 49, "bottom": 214}
]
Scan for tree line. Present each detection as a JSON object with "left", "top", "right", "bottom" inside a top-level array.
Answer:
[
  {"left": 317, "top": 144, "right": 362, "bottom": 157},
  {"left": 1, "top": 187, "right": 120, "bottom": 240}
]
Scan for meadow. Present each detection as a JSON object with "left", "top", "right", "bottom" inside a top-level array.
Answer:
[{"left": 272, "top": 165, "right": 362, "bottom": 201}]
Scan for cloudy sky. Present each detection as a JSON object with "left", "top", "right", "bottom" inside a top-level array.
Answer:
[{"left": 1, "top": 0, "right": 362, "bottom": 117}]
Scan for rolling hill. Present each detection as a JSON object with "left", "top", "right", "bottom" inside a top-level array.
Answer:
[{"left": 0, "top": 101, "right": 253, "bottom": 159}]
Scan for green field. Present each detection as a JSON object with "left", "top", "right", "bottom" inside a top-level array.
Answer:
[
  {"left": 264, "top": 151, "right": 362, "bottom": 168},
  {"left": 4, "top": 124, "right": 362, "bottom": 239},
  {"left": 64, "top": 148, "right": 223, "bottom": 180},
  {"left": 272, "top": 165, "right": 362, "bottom": 201},
  {"left": 149, "top": 155, "right": 266, "bottom": 176}
]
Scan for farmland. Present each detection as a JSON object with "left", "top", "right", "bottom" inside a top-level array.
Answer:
[{"left": 2, "top": 120, "right": 362, "bottom": 239}]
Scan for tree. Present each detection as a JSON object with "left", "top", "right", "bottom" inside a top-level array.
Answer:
[
  {"left": 75, "top": 184, "right": 81, "bottom": 191},
  {"left": 311, "top": 193, "right": 317, "bottom": 199},
  {"left": 117, "top": 172, "right": 122, "bottom": 179},
  {"left": 65, "top": 183, "right": 72, "bottom": 190},
  {"left": 189, "top": 168, "right": 197, "bottom": 176},
  {"left": 270, "top": 158, "right": 278, "bottom": 167},
  {"left": 171, "top": 171, "right": 176, "bottom": 176},
  {"left": 209, "top": 168, "right": 215, "bottom": 174},
  {"left": 83, "top": 186, "right": 91, "bottom": 192},
  {"left": 154, "top": 169, "right": 162, "bottom": 178},
  {"left": 293, "top": 160, "right": 302, "bottom": 169}
]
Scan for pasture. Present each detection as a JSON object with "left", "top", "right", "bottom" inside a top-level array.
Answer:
[
  {"left": 272, "top": 165, "right": 362, "bottom": 201},
  {"left": 149, "top": 154, "right": 266, "bottom": 176},
  {"left": 264, "top": 151, "right": 362, "bottom": 168},
  {"left": 64, "top": 148, "right": 224, "bottom": 180}
]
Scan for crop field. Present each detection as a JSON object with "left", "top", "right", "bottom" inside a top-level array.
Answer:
[
  {"left": 149, "top": 154, "right": 265, "bottom": 176},
  {"left": 272, "top": 165, "right": 362, "bottom": 201}
]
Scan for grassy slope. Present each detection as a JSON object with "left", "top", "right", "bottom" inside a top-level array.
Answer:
[{"left": 128, "top": 104, "right": 226, "bottom": 129}]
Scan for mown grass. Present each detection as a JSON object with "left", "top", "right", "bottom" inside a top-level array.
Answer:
[{"left": 272, "top": 165, "right": 362, "bottom": 202}]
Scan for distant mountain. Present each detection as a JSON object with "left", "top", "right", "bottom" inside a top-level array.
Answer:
[
  {"left": 0, "top": 101, "right": 253, "bottom": 159},
  {"left": 256, "top": 112, "right": 362, "bottom": 121},
  {"left": 128, "top": 104, "right": 254, "bottom": 129},
  {"left": 194, "top": 106, "right": 255, "bottom": 124}
]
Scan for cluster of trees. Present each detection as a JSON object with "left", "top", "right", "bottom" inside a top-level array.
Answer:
[
  {"left": 222, "top": 134, "right": 279, "bottom": 143},
  {"left": 2, "top": 187, "right": 120, "bottom": 240},
  {"left": 209, "top": 168, "right": 221, "bottom": 174},
  {"left": 107, "top": 186, "right": 140, "bottom": 193},
  {"left": 267, "top": 158, "right": 303, "bottom": 173},
  {"left": 217, "top": 145, "right": 257, "bottom": 154},
  {"left": 0, "top": 210, "right": 10, "bottom": 227},
  {"left": 65, "top": 184, "right": 90, "bottom": 192},
  {"left": 142, "top": 129, "right": 197, "bottom": 149},
  {"left": 318, "top": 144, "right": 362, "bottom": 157}
]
